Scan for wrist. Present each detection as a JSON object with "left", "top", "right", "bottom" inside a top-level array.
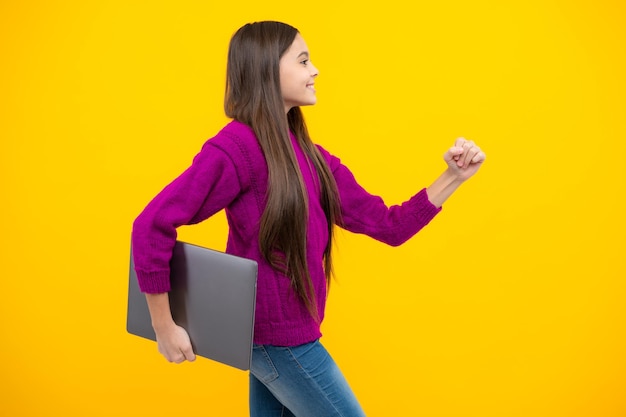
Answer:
[
  {"left": 427, "top": 169, "right": 465, "bottom": 208},
  {"left": 444, "top": 167, "right": 467, "bottom": 185},
  {"left": 145, "top": 292, "right": 176, "bottom": 331},
  {"left": 152, "top": 317, "right": 176, "bottom": 332}
]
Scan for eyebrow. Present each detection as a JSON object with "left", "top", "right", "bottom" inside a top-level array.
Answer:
[{"left": 297, "top": 51, "right": 310, "bottom": 58}]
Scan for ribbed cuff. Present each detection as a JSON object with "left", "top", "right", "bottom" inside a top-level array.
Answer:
[
  {"left": 135, "top": 269, "right": 171, "bottom": 293},
  {"left": 412, "top": 188, "right": 442, "bottom": 223}
]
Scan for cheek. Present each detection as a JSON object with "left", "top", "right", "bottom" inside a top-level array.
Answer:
[
  {"left": 282, "top": 77, "right": 300, "bottom": 95},
  {"left": 280, "top": 74, "right": 295, "bottom": 93}
]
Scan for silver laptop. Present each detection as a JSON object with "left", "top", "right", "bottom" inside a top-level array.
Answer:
[{"left": 127, "top": 241, "right": 258, "bottom": 370}]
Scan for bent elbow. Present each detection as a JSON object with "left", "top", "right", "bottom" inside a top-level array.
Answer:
[{"left": 378, "top": 234, "right": 412, "bottom": 247}]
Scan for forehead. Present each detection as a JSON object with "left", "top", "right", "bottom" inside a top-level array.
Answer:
[{"left": 284, "top": 34, "right": 309, "bottom": 58}]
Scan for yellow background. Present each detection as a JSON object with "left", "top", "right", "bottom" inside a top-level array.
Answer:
[{"left": 1, "top": 1, "right": 625, "bottom": 416}]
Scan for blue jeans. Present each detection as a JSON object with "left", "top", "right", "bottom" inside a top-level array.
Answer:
[{"left": 249, "top": 339, "right": 366, "bottom": 417}]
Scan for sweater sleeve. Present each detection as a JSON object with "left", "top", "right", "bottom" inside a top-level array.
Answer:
[
  {"left": 131, "top": 141, "right": 242, "bottom": 293},
  {"left": 317, "top": 145, "right": 442, "bottom": 246}
]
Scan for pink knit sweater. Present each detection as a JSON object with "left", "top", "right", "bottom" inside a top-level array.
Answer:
[{"left": 131, "top": 120, "right": 441, "bottom": 346}]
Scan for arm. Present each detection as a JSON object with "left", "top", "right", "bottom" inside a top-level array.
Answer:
[
  {"left": 132, "top": 141, "right": 242, "bottom": 363},
  {"left": 316, "top": 137, "right": 485, "bottom": 245},
  {"left": 426, "top": 137, "right": 486, "bottom": 208},
  {"left": 132, "top": 142, "right": 242, "bottom": 293},
  {"left": 145, "top": 293, "right": 196, "bottom": 363},
  {"left": 318, "top": 147, "right": 441, "bottom": 246}
]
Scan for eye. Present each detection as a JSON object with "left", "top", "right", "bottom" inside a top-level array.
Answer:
[{"left": 300, "top": 59, "right": 309, "bottom": 66}]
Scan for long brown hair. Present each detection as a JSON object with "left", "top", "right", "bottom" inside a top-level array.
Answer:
[{"left": 224, "top": 21, "right": 341, "bottom": 320}]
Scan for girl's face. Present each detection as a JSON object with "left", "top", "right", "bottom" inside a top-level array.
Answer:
[{"left": 279, "top": 34, "right": 319, "bottom": 113}]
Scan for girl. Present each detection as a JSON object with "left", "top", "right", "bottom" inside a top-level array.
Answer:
[{"left": 131, "top": 21, "right": 485, "bottom": 417}]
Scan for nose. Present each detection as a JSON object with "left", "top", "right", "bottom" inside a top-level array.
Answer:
[{"left": 310, "top": 62, "right": 319, "bottom": 77}]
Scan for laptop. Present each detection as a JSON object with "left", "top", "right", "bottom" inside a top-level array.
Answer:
[{"left": 127, "top": 240, "right": 258, "bottom": 370}]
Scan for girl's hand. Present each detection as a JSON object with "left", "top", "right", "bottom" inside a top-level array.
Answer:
[
  {"left": 444, "top": 137, "right": 486, "bottom": 182},
  {"left": 154, "top": 322, "right": 196, "bottom": 364}
]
